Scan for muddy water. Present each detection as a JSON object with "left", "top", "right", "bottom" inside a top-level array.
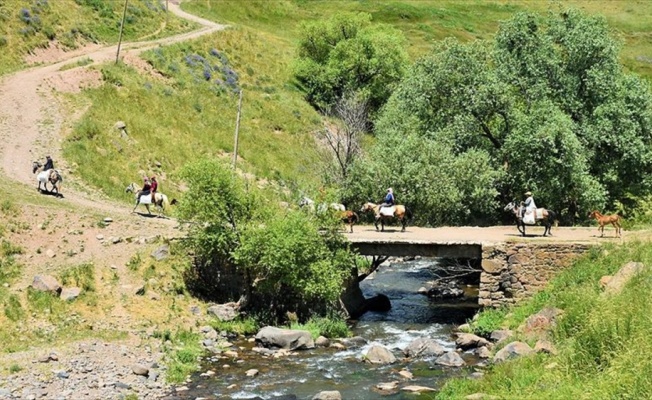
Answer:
[{"left": 185, "top": 259, "right": 481, "bottom": 400}]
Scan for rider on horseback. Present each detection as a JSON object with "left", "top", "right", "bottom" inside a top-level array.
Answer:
[
  {"left": 42, "top": 155, "right": 55, "bottom": 181},
  {"left": 138, "top": 176, "right": 151, "bottom": 200},
  {"left": 150, "top": 176, "right": 158, "bottom": 203},
  {"left": 522, "top": 191, "right": 536, "bottom": 218},
  {"left": 378, "top": 188, "right": 395, "bottom": 217}
]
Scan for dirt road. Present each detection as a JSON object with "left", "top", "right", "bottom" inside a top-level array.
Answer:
[{"left": 0, "top": 1, "right": 225, "bottom": 217}]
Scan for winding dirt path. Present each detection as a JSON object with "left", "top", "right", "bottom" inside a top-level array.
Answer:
[{"left": 0, "top": 1, "right": 225, "bottom": 217}]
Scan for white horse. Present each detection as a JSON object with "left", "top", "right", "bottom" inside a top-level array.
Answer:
[
  {"left": 299, "top": 196, "right": 346, "bottom": 213},
  {"left": 33, "top": 161, "right": 63, "bottom": 194},
  {"left": 125, "top": 182, "right": 172, "bottom": 217}
]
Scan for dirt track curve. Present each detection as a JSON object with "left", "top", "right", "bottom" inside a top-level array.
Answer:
[{"left": 0, "top": 1, "right": 225, "bottom": 218}]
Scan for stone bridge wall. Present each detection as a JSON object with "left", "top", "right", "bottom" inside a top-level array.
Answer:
[{"left": 480, "top": 243, "right": 593, "bottom": 307}]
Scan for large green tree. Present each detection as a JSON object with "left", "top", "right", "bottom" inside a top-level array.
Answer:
[
  {"left": 294, "top": 12, "right": 408, "bottom": 115},
  {"left": 352, "top": 9, "right": 652, "bottom": 224},
  {"left": 175, "top": 159, "right": 355, "bottom": 324}
]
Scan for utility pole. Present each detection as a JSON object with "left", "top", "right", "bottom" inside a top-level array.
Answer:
[
  {"left": 115, "top": 0, "right": 129, "bottom": 64},
  {"left": 232, "top": 90, "right": 243, "bottom": 169}
]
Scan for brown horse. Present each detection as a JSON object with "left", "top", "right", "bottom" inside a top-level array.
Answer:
[
  {"left": 588, "top": 210, "right": 622, "bottom": 237},
  {"left": 360, "top": 202, "right": 412, "bottom": 232},
  {"left": 340, "top": 210, "right": 359, "bottom": 233}
]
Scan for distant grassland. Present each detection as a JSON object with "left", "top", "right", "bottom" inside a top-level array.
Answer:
[
  {"left": 182, "top": 0, "right": 652, "bottom": 80},
  {"left": 62, "top": 0, "right": 652, "bottom": 203},
  {"left": 63, "top": 28, "right": 322, "bottom": 202},
  {"left": 0, "top": 0, "right": 196, "bottom": 76}
]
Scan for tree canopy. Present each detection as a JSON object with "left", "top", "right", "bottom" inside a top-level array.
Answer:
[
  {"left": 294, "top": 12, "right": 408, "bottom": 115},
  {"left": 345, "top": 9, "right": 652, "bottom": 225}
]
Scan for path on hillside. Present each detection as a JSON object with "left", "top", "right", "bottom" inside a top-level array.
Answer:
[{"left": 0, "top": 1, "right": 225, "bottom": 219}]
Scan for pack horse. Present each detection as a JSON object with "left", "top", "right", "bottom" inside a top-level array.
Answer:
[{"left": 32, "top": 161, "right": 63, "bottom": 195}]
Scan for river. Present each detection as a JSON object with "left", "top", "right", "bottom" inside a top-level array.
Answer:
[{"left": 185, "top": 258, "right": 481, "bottom": 400}]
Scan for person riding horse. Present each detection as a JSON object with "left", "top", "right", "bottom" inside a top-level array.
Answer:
[
  {"left": 377, "top": 188, "right": 395, "bottom": 217},
  {"left": 522, "top": 191, "right": 536, "bottom": 218},
  {"left": 150, "top": 176, "right": 158, "bottom": 201},
  {"left": 42, "top": 155, "right": 56, "bottom": 180},
  {"left": 138, "top": 177, "right": 151, "bottom": 200}
]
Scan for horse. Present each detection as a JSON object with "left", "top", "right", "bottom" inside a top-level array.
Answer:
[
  {"left": 299, "top": 196, "right": 357, "bottom": 233},
  {"left": 33, "top": 162, "right": 63, "bottom": 194},
  {"left": 588, "top": 210, "right": 622, "bottom": 237},
  {"left": 504, "top": 201, "right": 557, "bottom": 237},
  {"left": 125, "top": 182, "right": 172, "bottom": 217},
  {"left": 359, "top": 202, "right": 412, "bottom": 232}
]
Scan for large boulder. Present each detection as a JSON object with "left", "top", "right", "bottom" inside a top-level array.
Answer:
[
  {"left": 364, "top": 345, "right": 397, "bottom": 364},
  {"left": 434, "top": 352, "right": 465, "bottom": 367},
  {"left": 603, "top": 261, "right": 645, "bottom": 295},
  {"left": 255, "top": 326, "right": 315, "bottom": 350},
  {"left": 493, "top": 341, "right": 534, "bottom": 363},
  {"left": 456, "top": 333, "right": 490, "bottom": 350},
  {"left": 521, "top": 307, "right": 563, "bottom": 340},
  {"left": 403, "top": 338, "right": 445, "bottom": 358},
  {"left": 31, "top": 275, "right": 61, "bottom": 294},
  {"left": 489, "top": 329, "right": 513, "bottom": 344},
  {"left": 207, "top": 303, "right": 239, "bottom": 322}
]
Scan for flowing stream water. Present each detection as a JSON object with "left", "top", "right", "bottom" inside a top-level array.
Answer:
[{"left": 186, "top": 258, "right": 481, "bottom": 400}]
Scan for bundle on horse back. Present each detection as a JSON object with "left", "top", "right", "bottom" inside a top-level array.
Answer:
[
  {"left": 588, "top": 210, "right": 622, "bottom": 237},
  {"left": 359, "top": 202, "right": 412, "bottom": 232},
  {"left": 504, "top": 201, "right": 556, "bottom": 237}
]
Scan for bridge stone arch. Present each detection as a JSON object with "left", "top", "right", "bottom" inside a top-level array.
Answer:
[{"left": 349, "top": 236, "right": 593, "bottom": 308}]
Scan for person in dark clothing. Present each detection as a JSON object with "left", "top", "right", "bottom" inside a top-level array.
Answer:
[
  {"left": 42, "top": 155, "right": 54, "bottom": 172},
  {"left": 378, "top": 188, "right": 395, "bottom": 216},
  {"left": 138, "top": 177, "right": 151, "bottom": 200}
]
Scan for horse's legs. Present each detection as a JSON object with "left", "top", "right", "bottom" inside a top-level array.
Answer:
[
  {"left": 374, "top": 217, "right": 380, "bottom": 232},
  {"left": 145, "top": 204, "right": 152, "bottom": 215},
  {"left": 401, "top": 216, "right": 406, "bottom": 232}
]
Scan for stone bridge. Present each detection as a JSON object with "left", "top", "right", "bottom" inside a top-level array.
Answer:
[{"left": 347, "top": 225, "right": 628, "bottom": 307}]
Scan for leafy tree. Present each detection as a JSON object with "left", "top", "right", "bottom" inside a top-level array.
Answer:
[
  {"left": 294, "top": 12, "right": 408, "bottom": 115},
  {"left": 361, "top": 9, "right": 652, "bottom": 223},
  {"left": 176, "top": 159, "right": 356, "bottom": 324}
]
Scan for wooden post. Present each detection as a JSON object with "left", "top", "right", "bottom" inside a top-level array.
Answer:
[
  {"left": 115, "top": 0, "right": 129, "bottom": 64},
  {"left": 232, "top": 90, "right": 243, "bottom": 169}
]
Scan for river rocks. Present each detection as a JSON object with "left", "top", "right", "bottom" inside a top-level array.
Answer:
[
  {"left": 426, "top": 280, "right": 464, "bottom": 300},
  {"left": 312, "top": 391, "right": 342, "bottom": 400},
  {"left": 456, "top": 333, "right": 490, "bottom": 350},
  {"left": 208, "top": 303, "right": 239, "bottom": 322},
  {"left": 402, "top": 385, "right": 436, "bottom": 393},
  {"left": 60, "top": 287, "right": 81, "bottom": 301},
  {"left": 315, "top": 336, "right": 330, "bottom": 347},
  {"left": 493, "top": 341, "right": 534, "bottom": 363},
  {"left": 403, "top": 338, "right": 445, "bottom": 358},
  {"left": 521, "top": 307, "right": 563, "bottom": 339},
  {"left": 489, "top": 329, "right": 513, "bottom": 344},
  {"left": 398, "top": 369, "right": 413, "bottom": 379},
  {"left": 255, "top": 326, "right": 315, "bottom": 350},
  {"left": 245, "top": 369, "right": 259, "bottom": 377},
  {"left": 337, "top": 336, "right": 367, "bottom": 349},
  {"left": 434, "top": 351, "right": 465, "bottom": 367},
  {"left": 475, "top": 346, "right": 491, "bottom": 359},
  {"left": 31, "top": 275, "right": 61, "bottom": 293},
  {"left": 376, "top": 381, "right": 399, "bottom": 391},
  {"left": 364, "top": 345, "right": 397, "bottom": 364}
]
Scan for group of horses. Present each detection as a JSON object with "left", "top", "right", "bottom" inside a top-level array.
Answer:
[
  {"left": 30, "top": 160, "right": 622, "bottom": 235},
  {"left": 299, "top": 196, "right": 411, "bottom": 233},
  {"left": 504, "top": 201, "right": 622, "bottom": 238}
]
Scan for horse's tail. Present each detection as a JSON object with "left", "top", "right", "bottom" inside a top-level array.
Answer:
[{"left": 404, "top": 206, "right": 413, "bottom": 221}]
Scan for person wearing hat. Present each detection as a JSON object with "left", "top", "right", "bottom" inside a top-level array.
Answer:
[
  {"left": 522, "top": 191, "right": 536, "bottom": 219},
  {"left": 378, "top": 187, "right": 396, "bottom": 217}
]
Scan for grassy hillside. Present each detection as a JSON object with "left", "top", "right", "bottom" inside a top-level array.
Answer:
[
  {"left": 0, "top": 0, "right": 196, "bottom": 76},
  {"left": 438, "top": 241, "right": 652, "bottom": 399},
  {"left": 182, "top": 0, "right": 652, "bottom": 80},
  {"left": 63, "top": 27, "right": 323, "bottom": 202},
  {"left": 60, "top": 0, "right": 652, "bottom": 204}
]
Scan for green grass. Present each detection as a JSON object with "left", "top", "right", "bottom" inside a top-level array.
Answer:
[
  {"left": 63, "top": 27, "right": 323, "bottom": 203},
  {"left": 0, "top": 0, "right": 197, "bottom": 77},
  {"left": 164, "top": 329, "right": 203, "bottom": 383},
  {"left": 182, "top": 0, "right": 652, "bottom": 81},
  {"left": 59, "top": 263, "right": 96, "bottom": 292},
  {"left": 290, "top": 316, "right": 350, "bottom": 339},
  {"left": 439, "top": 241, "right": 652, "bottom": 399},
  {"left": 210, "top": 316, "right": 259, "bottom": 336}
]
